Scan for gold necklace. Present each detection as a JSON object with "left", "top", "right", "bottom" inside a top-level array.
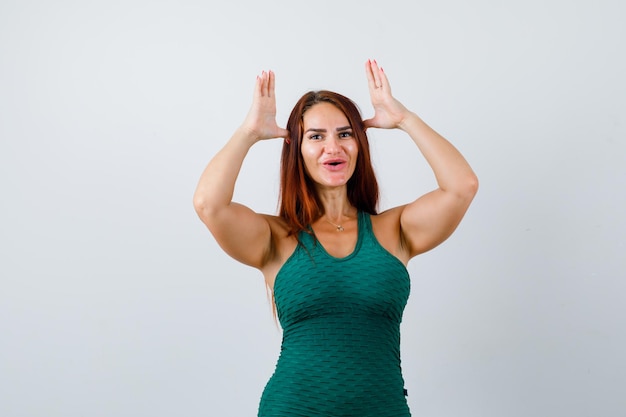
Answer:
[{"left": 324, "top": 218, "right": 344, "bottom": 232}]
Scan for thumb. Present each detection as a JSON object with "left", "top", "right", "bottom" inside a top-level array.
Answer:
[
  {"left": 362, "top": 117, "right": 376, "bottom": 130},
  {"left": 277, "top": 127, "right": 290, "bottom": 139}
]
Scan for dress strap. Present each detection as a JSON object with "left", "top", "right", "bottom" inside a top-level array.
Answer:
[{"left": 358, "top": 210, "right": 372, "bottom": 236}]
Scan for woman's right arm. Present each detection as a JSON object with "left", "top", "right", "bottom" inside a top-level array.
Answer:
[{"left": 193, "top": 70, "right": 288, "bottom": 269}]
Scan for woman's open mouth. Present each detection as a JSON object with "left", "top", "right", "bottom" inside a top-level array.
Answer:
[{"left": 323, "top": 159, "right": 346, "bottom": 171}]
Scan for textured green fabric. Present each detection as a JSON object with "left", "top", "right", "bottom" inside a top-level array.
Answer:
[{"left": 258, "top": 212, "right": 411, "bottom": 416}]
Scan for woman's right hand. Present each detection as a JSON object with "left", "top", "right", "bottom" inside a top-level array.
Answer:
[{"left": 240, "top": 70, "right": 289, "bottom": 142}]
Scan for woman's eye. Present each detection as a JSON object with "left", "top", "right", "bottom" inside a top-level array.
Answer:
[
  {"left": 309, "top": 134, "right": 322, "bottom": 140},
  {"left": 339, "top": 131, "right": 353, "bottom": 138}
]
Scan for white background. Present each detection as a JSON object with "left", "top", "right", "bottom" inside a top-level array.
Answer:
[{"left": 1, "top": 0, "right": 625, "bottom": 416}]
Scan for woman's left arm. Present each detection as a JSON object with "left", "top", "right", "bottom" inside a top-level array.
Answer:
[{"left": 364, "top": 60, "right": 479, "bottom": 258}]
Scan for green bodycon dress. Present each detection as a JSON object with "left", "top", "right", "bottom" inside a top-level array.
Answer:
[{"left": 258, "top": 211, "right": 411, "bottom": 416}]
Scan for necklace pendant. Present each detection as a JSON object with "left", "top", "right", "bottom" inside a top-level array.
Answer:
[{"left": 324, "top": 217, "right": 345, "bottom": 231}]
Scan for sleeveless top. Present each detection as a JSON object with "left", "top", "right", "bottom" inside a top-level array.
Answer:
[{"left": 258, "top": 211, "right": 412, "bottom": 416}]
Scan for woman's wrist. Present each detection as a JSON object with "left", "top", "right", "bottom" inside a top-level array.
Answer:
[
  {"left": 396, "top": 111, "right": 422, "bottom": 132},
  {"left": 233, "top": 125, "right": 263, "bottom": 147}
]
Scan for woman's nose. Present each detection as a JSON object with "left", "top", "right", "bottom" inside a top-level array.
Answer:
[{"left": 324, "top": 135, "right": 341, "bottom": 153}]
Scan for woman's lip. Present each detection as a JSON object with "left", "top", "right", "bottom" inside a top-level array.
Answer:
[
  {"left": 322, "top": 158, "right": 346, "bottom": 165},
  {"left": 322, "top": 160, "right": 347, "bottom": 171}
]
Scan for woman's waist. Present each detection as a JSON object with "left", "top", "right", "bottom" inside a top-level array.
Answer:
[
  {"left": 278, "top": 319, "right": 402, "bottom": 364},
  {"left": 281, "top": 311, "right": 401, "bottom": 337}
]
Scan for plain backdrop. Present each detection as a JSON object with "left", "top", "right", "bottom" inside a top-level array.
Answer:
[{"left": 1, "top": 0, "right": 625, "bottom": 416}]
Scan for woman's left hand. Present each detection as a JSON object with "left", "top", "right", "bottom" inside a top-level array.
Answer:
[{"left": 363, "top": 59, "right": 411, "bottom": 130}]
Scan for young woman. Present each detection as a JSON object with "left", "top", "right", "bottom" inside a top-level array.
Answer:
[{"left": 193, "top": 59, "right": 478, "bottom": 416}]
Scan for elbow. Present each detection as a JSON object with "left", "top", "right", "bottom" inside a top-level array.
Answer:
[
  {"left": 193, "top": 195, "right": 203, "bottom": 216},
  {"left": 467, "top": 172, "right": 479, "bottom": 196},
  {"left": 192, "top": 190, "right": 204, "bottom": 214},
  {"left": 193, "top": 192, "right": 215, "bottom": 221},
  {"left": 456, "top": 172, "right": 479, "bottom": 201},
  {"left": 193, "top": 191, "right": 230, "bottom": 230}
]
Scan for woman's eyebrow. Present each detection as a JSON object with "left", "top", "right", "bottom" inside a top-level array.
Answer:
[
  {"left": 304, "top": 126, "right": 352, "bottom": 133},
  {"left": 304, "top": 128, "right": 326, "bottom": 133}
]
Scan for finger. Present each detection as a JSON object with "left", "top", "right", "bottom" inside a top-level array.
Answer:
[
  {"left": 370, "top": 59, "right": 382, "bottom": 88},
  {"left": 258, "top": 70, "right": 271, "bottom": 97},
  {"left": 268, "top": 70, "right": 276, "bottom": 98},
  {"left": 253, "top": 74, "right": 262, "bottom": 99},
  {"left": 378, "top": 66, "right": 391, "bottom": 92},
  {"left": 362, "top": 117, "right": 375, "bottom": 129},
  {"left": 365, "top": 59, "right": 377, "bottom": 90},
  {"left": 277, "top": 127, "right": 289, "bottom": 139}
]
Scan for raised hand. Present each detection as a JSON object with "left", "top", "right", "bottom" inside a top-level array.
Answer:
[
  {"left": 241, "top": 70, "right": 289, "bottom": 141},
  {"left": 363, "top": 60, "right": 411, "bottom": 130}
]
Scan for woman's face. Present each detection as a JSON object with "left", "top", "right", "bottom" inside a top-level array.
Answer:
[{"left": 300, "top": 102, "right": 358, "bottom": 190}]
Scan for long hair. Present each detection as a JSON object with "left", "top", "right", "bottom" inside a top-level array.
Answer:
[{"left": 278, "top": 90, "right": 379, "bottom": 235}]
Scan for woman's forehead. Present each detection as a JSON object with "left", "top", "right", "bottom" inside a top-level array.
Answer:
[{"left": 302, "top": 103, "right": 349, "bottom": 127}]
